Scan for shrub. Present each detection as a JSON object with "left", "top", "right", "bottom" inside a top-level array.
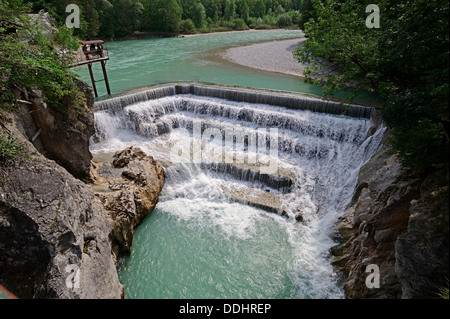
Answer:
[
  {"left": 232, "top": 18, "right": 249, "bottom": 30},
  {"left": 262, "top": 14, "right": 276, "bottom": 26},
  {"left": 179, "top": 19, "right": 196, "bottom": 34},
  {"left": 288, "top": 10, "right": 301, "bottom": 26},
  {"left": 0, "top": 134, "right": 23, "bottom": 161},
  {"left": 277, "top": 13, "right": 293, "bottom": 27},
  {"left": 247, "top": 17, "right": 257, "bottom": 28},
  {"left": 219, "top": 20, "right": 235, "bottom": 29}
]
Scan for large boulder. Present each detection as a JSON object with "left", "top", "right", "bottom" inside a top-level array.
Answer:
[
  {"left": 92, "top": 147, "right": 165, "bottom": 256},
  {"left": 0, "top": 155, "right": 123, "bottom": 299}
]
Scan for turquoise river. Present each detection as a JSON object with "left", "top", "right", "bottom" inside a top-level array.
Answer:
[{"left": 75, "top": 29, "right": 324, "bottom": 98}]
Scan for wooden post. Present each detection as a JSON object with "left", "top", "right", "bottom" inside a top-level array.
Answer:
[
  {"left": 87, "top": 63, "right": 98, "bottom": 98},
  {"left": 101, "top": 60, "right": 111, "bottom": 96}
]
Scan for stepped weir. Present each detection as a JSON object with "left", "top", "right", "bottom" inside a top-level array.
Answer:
[{"left": 92, "top": 83, "right": 383, "bottom": 220}]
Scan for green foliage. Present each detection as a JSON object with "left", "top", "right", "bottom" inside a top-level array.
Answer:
[
  {"left": 179, "top": 18, "right": 196, "bottom": 34},
  {"left": 1, "top": 0, "right": 81, "bottom": 111},
  {"left": 190, "top": 1, "right": 206, "bottom": 28},
  {"left": 287, "top": 10, "right": 301, "bottom": 25},
  {"left": 253, "top": 0, "right": 266, "bottom": 18},
  {"left": 232, "top": 18, "right": 249, "bottom": 30},
  {"left": 54, "top": 25, "right": 80, "bottom": 51},
  {"left": 294, "top": 0, "right": 449, "bottom": 171},
  {"left": 23, "top": 0, "right": 301, "bottom": 37},
  {"left": 224, "top": 0, "right": 236, "bottom": 20},
  {"left": 276, "top": 13, "right": 292, "bottom": 27},
  {"left": 298, "top": 0, "right": 314, "bottom": 29},
  {"left": 0, "top": 134, "right": 23, "bottom": 161}
]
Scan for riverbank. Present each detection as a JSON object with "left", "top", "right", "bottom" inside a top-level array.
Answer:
[
  {"left": 220, "top": 38, "right": 307, "bottom": 78},
  {"left": 112, "top": 28, "right": 300, "bottom": 41}
]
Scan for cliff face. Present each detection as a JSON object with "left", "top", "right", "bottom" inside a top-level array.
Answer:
[
  {"left": 333, "top": 140, "right": 449, "bottom": 299},
  {"left": 15, "top": 81, "right": 95, "bottom": 180},
  {"left": 0, "top": 81, "right": 164, "bottom": 299}
]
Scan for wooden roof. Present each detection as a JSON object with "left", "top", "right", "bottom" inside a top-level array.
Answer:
[{"left": 81, "top": 40, "right": 105, "bottom": 45}]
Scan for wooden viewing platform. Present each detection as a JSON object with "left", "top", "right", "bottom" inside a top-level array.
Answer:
[{"left": 69, "top": 40, "right": 111, "bottom": 97}]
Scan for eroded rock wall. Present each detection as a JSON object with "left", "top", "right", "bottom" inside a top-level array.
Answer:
[{"left": 333, "top": 140, "right": 449, "bottom": 299}]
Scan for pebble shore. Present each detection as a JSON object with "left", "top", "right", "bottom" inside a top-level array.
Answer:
[{"left": 221, "top": 38, "right": 307, "bottom": 77}]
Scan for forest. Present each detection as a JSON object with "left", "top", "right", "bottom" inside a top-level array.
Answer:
[{"left": 23, "top": 0, "right": 307, "bottom": 38}]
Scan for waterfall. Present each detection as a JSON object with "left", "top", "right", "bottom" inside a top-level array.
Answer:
[{"left": 91, "top": 84, "right": 385, "bottom": 299}]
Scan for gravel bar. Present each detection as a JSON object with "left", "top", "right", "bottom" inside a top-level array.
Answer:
[{"left": 221, "top": 38, "right": 307, "bottom": 77}]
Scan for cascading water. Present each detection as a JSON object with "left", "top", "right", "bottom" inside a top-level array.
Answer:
[{"left": 90, "top": 84, "right": 385, "bottom": 299}]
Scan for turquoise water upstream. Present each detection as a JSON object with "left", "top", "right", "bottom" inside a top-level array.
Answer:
[
  {"left": 87, "top": 31, "right": 382, "bottom": 299},
  {"left": 75, "top": 30, "right": 325, "bottom": 98}
]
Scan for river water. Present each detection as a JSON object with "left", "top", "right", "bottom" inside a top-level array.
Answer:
[
  {"left": 90, "top": 84, "right": 385, "bottom": 299},
  {"left": 75, "top": 30, "right": 326, "bottom": 98}
]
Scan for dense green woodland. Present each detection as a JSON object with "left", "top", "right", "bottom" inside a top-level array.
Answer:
[{"left": 22, "top": 0, "right": 306, "bottom": 38}]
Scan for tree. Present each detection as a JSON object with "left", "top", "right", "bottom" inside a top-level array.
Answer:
[
  {"left": 190, "top": 1, "right": 206, "bottom": 28},
  {"left": 155, "top": 0, "right": 182, "bottom": 33},
  {"left": 224, "top": 0, "right": 236, "bottom": 20},
  {"left": 236, "top": 0, "right": 249, "bottom": 21},
  {"left": 252, "top": 0, "right": 265, "bottom": 17},
  {"left": 294, "top": 0, "right": 449, "bottom": 171},
  {"left": 276, "top": 12, "right": 291, "bottom": 27},
  {"left": 1, "top": 0, "right": 81, "bottom": 110},
  {"left": 111, "top": 0, "right": 144, "bottom": 37},
  {"left": 298, "top": 0, "right": 314, "bottom": 29},
  {"left": 179, "top": 18, "right": 196, "bottom": 33}
]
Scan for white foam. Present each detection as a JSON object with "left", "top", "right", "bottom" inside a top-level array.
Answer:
[{"left": 91, "top": 94, "right": 384, "bottom": 298}]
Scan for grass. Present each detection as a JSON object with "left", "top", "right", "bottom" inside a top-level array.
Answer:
[
  {"left": 437, "top": 279, "right": 449, "bottom": 299},
  {"left": 0, "top": 133, "right": 23, "bottom": 161}
]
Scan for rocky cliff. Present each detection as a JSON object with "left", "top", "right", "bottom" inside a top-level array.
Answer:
[
  {"left": 0, "top": 82, "right": 164, "bottom": 299},
  {"left": 332, "top": 138, "right": 449, "bottom": 299}
]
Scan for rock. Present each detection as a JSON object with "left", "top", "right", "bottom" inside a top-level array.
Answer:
[
  {"left": 395, "top": 181, "right": 449, "bottom": 299},
  {"left": 17, "top": 81, "right": 95, "bottom": 180},
  {"left": 92, "top": 147, "right": 165, "bottom": 255},
  {"left": 332, "top": 146, "right": 422, "bottom": 299},
  {"left": 295, "top": 213, "right": 303, "bottom": 222},
  {"left": 333, "top": 136, "right": 449, "bottom": 300},
  {"left": 0, "top": 158, "right": 123, "bottom": 299},
  {"left": 1, "top": 79, "right": 162, "bottom": 299}
]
